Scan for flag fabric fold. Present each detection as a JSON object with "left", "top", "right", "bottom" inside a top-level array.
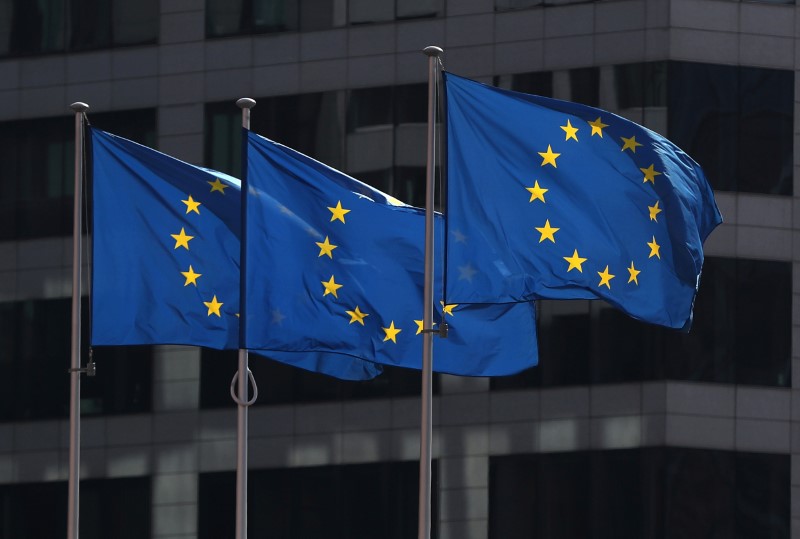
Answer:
[
  {"left": 243, "top": 131, "right": 537, "bottom": 376},
  {"left": 443, "top": 72, "right": 723, "bottom": 329},
  {"left": 90, "top": 128, "right": 381, "bottom": 380}
]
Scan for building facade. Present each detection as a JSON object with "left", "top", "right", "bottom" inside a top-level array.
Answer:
[{"left": 0, "top": 0, "right": 796, "bottom": 537}]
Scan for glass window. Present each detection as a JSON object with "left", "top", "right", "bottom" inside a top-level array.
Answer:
[
  {"left": 345, "top": 84, "right": 427, "bottom": 203},
  {"left": 205, "top": 92, "right": 344, "bottom": 177},
  {"left": 199, "top": 461, "right": 437, "bottom": 538},
  {"left": 0, "top": 298, "right": 153, "bottom": 421},
  {"left": 0, "top": 0, "right": 155, "bottom": 57},
  {"left": 0, "top": 108, "right": 156, "bottom": 241},
  {"left": 0, "top": 477, "right": 150, "bottom": 539},
  {"left": 206, "top": 0, "right": 345, "bottom": 36},
  {"left": 494, "top": 71, "right": 553, "bottom": 96},
  {"left": 205, "top": 85, "right": 427, "bottom": 207},
  {"left": 492, "top": 257, "right": 791, "bottom": 389},
  {"left": 569, "top": 67, "right": 599, "bottom": 107},
  {"left": 490, "top": 449, "right": 789, "bottom": 539},
  {"left": 666, "top": 61, "right": 792, "bottom": 195},
  {"left": 200, "top": 348, "right": 436, "bottom": 407},
  {"left": 111, "top": 0, "right": 158, "bottom": 45}
]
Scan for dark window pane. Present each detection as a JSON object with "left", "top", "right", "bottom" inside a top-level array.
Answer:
[
  {"left": 732, "top": 259, "right": 791, "bottom": 386},
  {"left": 199, "top": 461, "right": 437, "bottom": 538},
  {"left": 112, "top": 0, "right": 158, "bottom": 45},
  {"left": 494, "top": 71, "right": 553, "bottom": 97},
  {"left": 668, "top": 61, "right": 792, "bottom": 195},
  {"left": 663, "top": 448, "right": 737, "bottom": 537},
  {"left": 300, "top": 0, "right": 337, "bottom": 31},
  {"left": 0, "top": 109, "right": 155, "bottom": 241},
  {"left": 69, "top": 0, "right": 111, "bottom": 50},
  {"left": 735, "top": 452, "right": 790, "bottom": 538},
  {"left": 0, "top": 0, "right": 66, "bottom": 56},
  {"left": 0, "top": 477, "right": 150, "bottom": 539},
  {"left": 490, "top": 449, "right": 788, "bottom": 538},
  {"left": 253, "top": 0, "right": 299, "bottom": 33},
  {"left": 569, "top": 66, "right": 599, "bottom": 107},
  {"left": 0, "top": 298, "right": 153, "bottom": 421},
  {"left": 206, "top": 0, "right": 248, "bottom": 36},
  {"left": 737, "top": 66, "right": 793, "bottom": 195},
  {"left": 0, "top": 0, "right": 156, "bottom": 56}
]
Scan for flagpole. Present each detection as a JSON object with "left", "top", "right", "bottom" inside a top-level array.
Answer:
[
  {"left": 418, "top": 45, "right": 442, "bottom": 539},
  {"left": 234, "top": 97, "right": 256, "bottom": 539},
  {"left": 67, "top": 101, "right": 89, "bottom": 539}
]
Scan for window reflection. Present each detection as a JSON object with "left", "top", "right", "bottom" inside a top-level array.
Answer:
[
  {"left": 0, "top": 109, "right": 156, "bottom": 241},
  {"left": 199, "top": 461, "right": 438, "bottom": 538},
  {"left": 0, "top": 477, "right": 151, "bottom": 539},
  {"left": 490, "top": 449, "right": 789, "bottom": 539},
  {"left": 0, "top": 0, "right": 156, "bottom": 57},
  {"left": 207, "top": 0, "right": 439, "bottom": 37},
  {"left": 0, "top": 298, "right": 153, "bottom": 421}
]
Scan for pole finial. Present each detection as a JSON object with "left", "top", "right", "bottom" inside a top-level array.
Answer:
[
  {"left": 70, "top": 102, "right": 89, "bottom": 113},
  {"left": 237, "top": 98, "right": 256, "bottom": 110},
  {"left": 422, "top": 46, "right": 443, "bottom": 57}
]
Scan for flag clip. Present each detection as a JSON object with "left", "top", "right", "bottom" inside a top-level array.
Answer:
[{"left": 421, "top": 322, "right": 449, "bottom": 339}]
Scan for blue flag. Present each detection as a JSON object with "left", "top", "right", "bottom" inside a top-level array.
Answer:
[
  {"left": 90, "top": 128, "right": 381, "bottom": 380},
  {"left": 443, "top": 72, "right": 723, "bottom": 329},
  {"left": 243, "top": 131, "right": 537, "bottom": 376}
]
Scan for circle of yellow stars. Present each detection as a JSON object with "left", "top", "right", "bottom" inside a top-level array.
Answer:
[{"left": 523, "top": 116, "right": 664, "bottom": 291}]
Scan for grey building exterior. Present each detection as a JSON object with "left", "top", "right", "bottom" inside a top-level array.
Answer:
[{"left": 0, "top": 0, "right": 797, "bottom": 537}]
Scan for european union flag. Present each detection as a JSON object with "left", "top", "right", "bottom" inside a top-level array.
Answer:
[
  {"left": 244, "top": 131, "right": 537, "bottom": 375},
  {"left": 443, "top": 72, "right": 723, "bottom": 329},
  {"left": 91, "top": 128, "right": 381, "bottom": 380}
]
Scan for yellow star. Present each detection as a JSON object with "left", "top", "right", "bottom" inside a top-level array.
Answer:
[
  {"left": 171, "top": 227, "right": 194, "bottom": 250},
  {"left": 328, "top": 201, "right": 351, "bottom": 223},
  {"left": 640, "top": 164, "right": 662, "bottom": 185},
  {"left": 648, "top": 200, "right": 662, "bottom": 222},
  {"left": 181, "top": 265, "right": 201, "bottom": 286},
  {"left": 208, "top": 178, "right": 229, "bottom": 194},
  {"left": 316, "top": 236, "right": 338, "bottom": 258},
  {"left": 627, "top": 261, "right": 641, "bottom": 285},
  {"left": 563, "top": 249, "right": 587, "bottom": 272},
  {"left": 182, "top": 195, "right": 201, "bottom": 215},
  {"left": 535, "top": 219, "right": 559, "bottom": 243},
  {"left": 526, "top": 180, "right": 548, "bottom": 203},
  {"left": 597, "top": 265, "right": 615, "bottom": 289},
  {"left": 620, "top": 135, "right": 643, "bottom": 153},
  {"left": 321, "top": 275, "right": 343, "bottom": 298},
  {"left": 538, "top": 145, "right": 560, "bottom": 168},
  {"left": 382, "top": 321, "right": 401, "bottom": 343},
  {"left": 203, "top": 295, "right": 223, "bottom": 317},
  {"left": 589, "top": 117, "right": 608, "bottom": 137},
  {"left": 346, "top": 305, "right": 369, "bottom": 325},
  {"left": 560, "top": 119, "right": 579, "bottom": 142},
  {"left": 647, "top": 236, "right": 661, "bottom": 259},
  {"left": 440, "top": 301, "right": 458, "bottom": 316}
]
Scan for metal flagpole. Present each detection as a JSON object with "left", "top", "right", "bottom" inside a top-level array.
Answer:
[
  {"left": 67, "top": 101, "right": 89, "bottom": 539},
  {"left": 418, "top": 45, "right": 442, "bottom": 539},
  {"left": 233, "top": 97, "right": 257, "bottom": 539}
]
